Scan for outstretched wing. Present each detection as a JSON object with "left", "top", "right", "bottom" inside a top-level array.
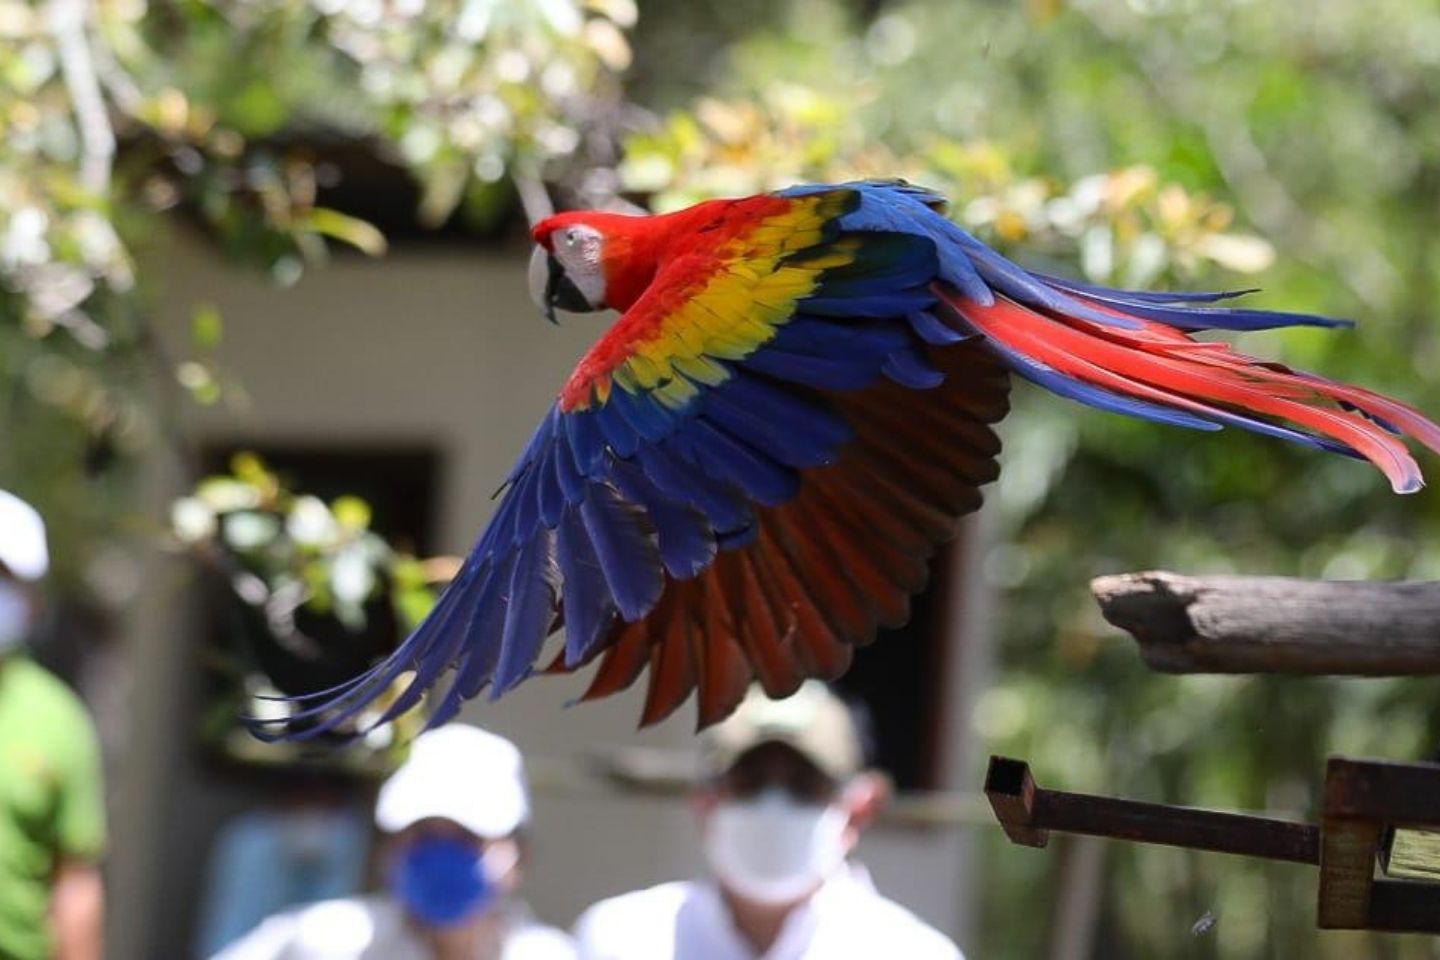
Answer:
[{"left": 255, "top": 184, "right": 1009, "bottom": 737}]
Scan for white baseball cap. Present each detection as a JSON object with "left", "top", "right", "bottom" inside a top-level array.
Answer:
[
  {"left": 0, "top": 490, "right": 48, "bottom": 582},
  {"left": 701, "top": 681, "right": 864, "bottom": 782},
  {"left": 375, "top": 725, "right": 531, "bottom": 839}
]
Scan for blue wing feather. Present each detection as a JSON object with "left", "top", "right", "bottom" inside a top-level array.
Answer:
[
  {"left": 770, "top": 314, "right": 908, "bottom": 358},
  {"left": 428, "top": 554, "right": 512, "bottom": 724},
  {"left": 673, "top": 419, "right": 799, "bottom": 506},
  {"left": 579, "top": 483, "right": 664, "bottom": 621},
  {"left": 701, "top": 379, "right": 851, "bottom": 469},
  {"left": 637, "top": 441, "right": 754, "bottom": 533},
  {"left": 563, "top": 409, "right": 608, "bottom": 473},
  {"left": 553, "top": 421, "right": 587, "bottom": 503},
  {"left": 538, "top": 448, "right": 567, "bottom": 526},
  {"left": 907, "top": 309, "right": 969, "bottom": 345},
  {"left": 881, "top": 342, "right": 945, "bottom": 389},
  {"left": 366, "top": 565, "right": 486, "bottom": 726},
  {"left": 796, "top": 180, "right": 1347, "bottom": 335},
  {"left": 741, "top": 348, "right": 878, "bottom": 391},
  {"left": 1032, "top": 271, "right": 1259, "bottom": 304},
  {"left": 609, "top": 458, "right": 716, "bottom": 580},
  {"left": 491, "top": 533, "right": 558, "bottom": 696},
  {"left": 555, "top": 506, "right": 615, "bottom": 665},
  {"left": 595, "top": 401, "right": 641, "bottom": 458}
]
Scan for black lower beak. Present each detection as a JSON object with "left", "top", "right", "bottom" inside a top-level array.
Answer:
[{"left": 544, "top": 256, "right": 591, "bottom": 325}]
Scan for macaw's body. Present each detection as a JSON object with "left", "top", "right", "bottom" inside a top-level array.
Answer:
[{"left": 259, "top": 181, "right": 1440, "bottom": 738}]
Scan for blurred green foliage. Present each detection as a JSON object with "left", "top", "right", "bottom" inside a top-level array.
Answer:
[
  {"left": 171, "top": 452, "right": 436, "bottom": 633},
  {"left": 0, "top": 0, "right": 634, "bottom": 577},
  {"left": 171, "top": 452, "right": 438, "bottom": 767}
]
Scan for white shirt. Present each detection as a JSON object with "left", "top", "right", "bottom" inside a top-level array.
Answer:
[
  {"left": 573, "top": 868, "right": 963, "bottom": 960},
  {"left": 211, "top": 895, "right": 576, "bottom": 960}
]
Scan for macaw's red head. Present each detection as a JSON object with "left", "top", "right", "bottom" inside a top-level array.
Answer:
[{"left": 528, "top": 210, "right": 661, "bottom": 324}]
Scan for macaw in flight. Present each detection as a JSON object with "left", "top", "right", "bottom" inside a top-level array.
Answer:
[{"left": 255, "top": 180, "right": 1440, "bottom": 739}]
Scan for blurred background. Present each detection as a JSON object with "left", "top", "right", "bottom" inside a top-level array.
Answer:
[{"left": 3, "top": 0, "right": 1440, "bottom": 956}]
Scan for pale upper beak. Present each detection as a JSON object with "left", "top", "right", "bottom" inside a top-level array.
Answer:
[{"left": 528, "top": 245, "right": 590, "bottom": 325}]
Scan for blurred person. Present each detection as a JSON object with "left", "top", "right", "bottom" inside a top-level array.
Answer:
[
  {"left": 0, "top": 490, "right": 107, "bottom": 960},
  {"left": 194, "top": 781, "right": 371, "bottom": 956},
  {"left": 213, "top": 724, "right": 574, "bottom": 960},
  {"left": 574, "top": 682, "right": 962, "bottom": 960}
]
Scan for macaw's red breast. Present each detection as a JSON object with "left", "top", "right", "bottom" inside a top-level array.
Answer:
[{"left": 554, "top": 194, "right": 845, "bottom": 412}]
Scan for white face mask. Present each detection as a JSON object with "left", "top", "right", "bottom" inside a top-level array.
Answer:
[
  {"left": 0, "top": 580, "right": 32, "bottom": 654},
  {"left": 704, "top": 788, "right": 850, "bottom": 904}
]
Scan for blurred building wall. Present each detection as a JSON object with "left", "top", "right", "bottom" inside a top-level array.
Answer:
[{"left": 106, "top": 235, "right": 992, "bottom": 959}]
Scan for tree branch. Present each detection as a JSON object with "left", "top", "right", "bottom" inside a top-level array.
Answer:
[
  {"left": 49, "top": 0, "right": 114, "bottom": 197},
  {"left": 513, "top": 173, "right": 554, "bottom": 226},
  {"left": 1091, "top": 571, "right": 1440, "bottom": 675}
]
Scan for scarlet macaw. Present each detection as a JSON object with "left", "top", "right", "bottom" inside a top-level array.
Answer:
[{"left": 258, "top": 180, "right": 1440, "bottom": 737}]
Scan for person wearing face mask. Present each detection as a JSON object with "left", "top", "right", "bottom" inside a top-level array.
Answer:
[
  {"left": 0, "top": 490, "right": 107, "bottom": 960},
  {"left": 573, "top": 682, "right": 962, "bottom": 960},
  {"left": 213, "top": 725, "right": 575, "bottom": 960}
]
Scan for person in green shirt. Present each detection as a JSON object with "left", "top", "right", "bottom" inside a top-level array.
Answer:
[{"left": 0, "top": 490, "right": 105, "bottom": 960}]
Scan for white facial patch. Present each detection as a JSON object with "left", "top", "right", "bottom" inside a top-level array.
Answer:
[{"left": 550, "top": 224, "right": 607, "bottom": 308}]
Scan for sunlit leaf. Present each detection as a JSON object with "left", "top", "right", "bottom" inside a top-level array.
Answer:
[
  {"left": 304, "top": 207, "right": 388, "bottom": 257},
  {"left": 331, "top": 495, "right": 372, "bottom": 534},
  {"left": 190, "top": 302, "right": 224, "bottom": 350}
]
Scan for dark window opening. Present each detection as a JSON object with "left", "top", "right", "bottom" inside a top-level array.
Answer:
[
  {"left": 832, "top": 540, "right": 963, "bottom": 793},
  {"left": 192, "top": 441, "right": 443, "bottom": 752},
  {"left": 201, "top": 443, "right": 442, "bottom": 556}
]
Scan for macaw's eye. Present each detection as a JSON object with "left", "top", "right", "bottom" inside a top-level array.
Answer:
[{"left": 563, "top": 229, "right": 580, "bottom": 248}]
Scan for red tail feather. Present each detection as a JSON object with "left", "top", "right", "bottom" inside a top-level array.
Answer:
[{"left": 943, "top": 289, "right": 1440, "bottom": 494}]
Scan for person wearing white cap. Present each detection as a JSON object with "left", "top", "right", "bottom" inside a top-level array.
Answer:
[
  {"left": 574, "top": 681, "right": 963, "bottom": 960},
  {"left": 0, "top": 490, "right": 107, "bottom": 960},
  {"left": 214, "top": 725, "right": 575, "bottom": 960}
]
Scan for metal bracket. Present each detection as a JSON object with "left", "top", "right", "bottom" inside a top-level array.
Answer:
[{"left": 985, "top": 754, "right": 1440, "bottom": 934}]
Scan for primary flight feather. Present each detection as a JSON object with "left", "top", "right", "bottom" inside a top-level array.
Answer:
[{"left": 253, "top": 180, "right": 1440, "bottom": 738}]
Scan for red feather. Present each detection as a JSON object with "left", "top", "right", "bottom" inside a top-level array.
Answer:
[{"left": 946, "top": 291, "right": 1439, "bottom": 493}]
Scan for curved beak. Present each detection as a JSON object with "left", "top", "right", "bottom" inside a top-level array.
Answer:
[{"left": 527, "top": 245, "right": 591, "bottom": 325}]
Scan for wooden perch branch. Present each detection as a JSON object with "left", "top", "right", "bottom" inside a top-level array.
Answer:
[{"left": 1090, "top": 571, "right": 1440, "bottom": 675}]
